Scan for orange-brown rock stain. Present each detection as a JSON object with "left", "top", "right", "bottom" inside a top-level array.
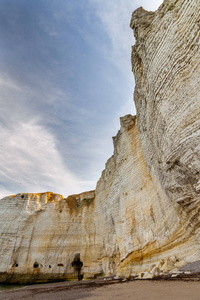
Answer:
[
  {"left": 118, "top": 225, "right": 192, "bottom": 272},
  {"left": 41, "top": 192, "right": 64, "bottom": 203}
]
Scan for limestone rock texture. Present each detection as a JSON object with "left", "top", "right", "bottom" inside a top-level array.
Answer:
[
  {"left": 1, "top": 0, "right": 200, "bottom": 283},
  {"left": 129, "top": 0, "right": 200, "bottom": 275},
  {"left": 0, "top": 191, "right": 97, "bottom": 283}
]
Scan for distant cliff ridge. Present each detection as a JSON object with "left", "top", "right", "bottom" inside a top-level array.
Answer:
[{"left": 1, "top": 0, "right": 200, "bottom": 283}]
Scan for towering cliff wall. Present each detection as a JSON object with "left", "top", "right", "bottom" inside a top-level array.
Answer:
[
  {"left": 131, "top": 0, "right": 200, "bottom": 222},
  {"left": 130, "top": 0, "right": 200, "bottom": 271},
  {"left": 0, "top": 0, "right": 200, "bottom": 283},
  {"left": 1, "top": 115, "right": 166, "bottom": 282}
]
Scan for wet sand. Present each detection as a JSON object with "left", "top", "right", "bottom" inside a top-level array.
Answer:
[{"left": 1, "top": 278, "right": 200, "bottom": 300}]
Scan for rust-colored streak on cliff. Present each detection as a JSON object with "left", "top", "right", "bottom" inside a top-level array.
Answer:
[{"left": 1, "top": 0, "right": 200, "bottom": 283}]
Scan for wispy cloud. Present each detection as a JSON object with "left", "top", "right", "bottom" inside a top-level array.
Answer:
[
  {"left": 136, "top": 0, "right": 163, "bottom": 11},
  {"left": 0, "top": 72, "right": 96, "bottom": 199},
  {"left": 0, "top": 118, "right": 96, "bottom": 199},
  {"left": 87, "top": 0, "right": 163, "bottom": 127},
  {"left": 88, "top": 0, "right": 163, "bottom": 77},
  {"left": 0, "top": 0, "right": 164, "bottom": 199}
]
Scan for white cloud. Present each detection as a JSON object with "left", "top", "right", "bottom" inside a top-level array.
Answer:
[
  {"left": 136, "top": 0, "right": 163, "bottom": 11},
  {"left": 0, "top": 75, "right": 21, "bottom": 91},
  {"left": 0, "top": 72, "right": 97, "bottom": 199},
  {"left": 89, "top": 0, "right": 135, "bottom": 75},
  {"left": 89, "top": 0, "right": 163, "bottom": 76},
  {"left": 0, "top": 0, "right": 164, "bottom": 199},
  {"left": 0, "top": 120, "right": 96, "bottom": 199},
  {"left": 92, "top": 1, "right": 163, "bottom": 82}
]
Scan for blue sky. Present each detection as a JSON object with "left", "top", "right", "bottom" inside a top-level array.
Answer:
[{"left": 0, "top": 0, "right": 163, "bottom": 198}]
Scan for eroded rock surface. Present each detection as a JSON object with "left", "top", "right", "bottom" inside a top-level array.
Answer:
[
  {"left": 131, "top": 0, "right": 200, "bottom": 219},
  {"left": 1, "top": 0, "right": 200, "bottom": 283},
  {"left": 0, "top": 191, "right": 97, "bottom": 283}
]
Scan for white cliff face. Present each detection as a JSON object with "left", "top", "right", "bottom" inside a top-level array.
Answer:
[
  {"left": 128, "top": 0, "right": 200, "bottom": 276},
  {"left": 1, "top": 115, "right": 199, "bottom": 283},
  {"left": 130, "top": 0, "right": 200, "bottom": 222},
  {"left": 1, "top": 0, "right": 200, "bottom": 283},
  {"left": 95, "top": 115, "right": 200, "bottom": 278},
  {"left": 0, "top": 191, "right": 97, "bottom": 283},
  {"left": 1, "top": 116, "right": 157, "bottom": 282}
]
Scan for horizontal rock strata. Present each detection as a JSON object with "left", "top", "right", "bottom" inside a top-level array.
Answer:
[
  {"left": 1, "top": 0, "right": 200, "bottom": 283},
  {"left": 130, "top": 0, "right": 200, "bottom": 273},
  {"left": 0, "top": 191, "right": 97, "bottom": 283}
]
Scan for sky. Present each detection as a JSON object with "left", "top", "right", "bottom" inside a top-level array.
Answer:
[{"left": 0, "top": 0, "right": 163, "bottom": 199}]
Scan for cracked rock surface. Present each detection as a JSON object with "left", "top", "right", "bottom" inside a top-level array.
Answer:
[{"left": 1, "top": 0, "right": 200, "bottom": 283}]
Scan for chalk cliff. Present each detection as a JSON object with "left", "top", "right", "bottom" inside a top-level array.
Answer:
[{"left": 1, "top": 0, "right": 200, "bottom": 283}]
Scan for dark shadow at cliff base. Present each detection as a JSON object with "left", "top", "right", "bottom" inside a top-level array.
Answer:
[{"left": 0, "top": 272, "right": 79, "bottom": 285}]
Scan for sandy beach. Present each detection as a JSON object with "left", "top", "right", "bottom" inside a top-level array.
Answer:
[{"left": 1, "top": 278, "right": 200, "bottom": 300}]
